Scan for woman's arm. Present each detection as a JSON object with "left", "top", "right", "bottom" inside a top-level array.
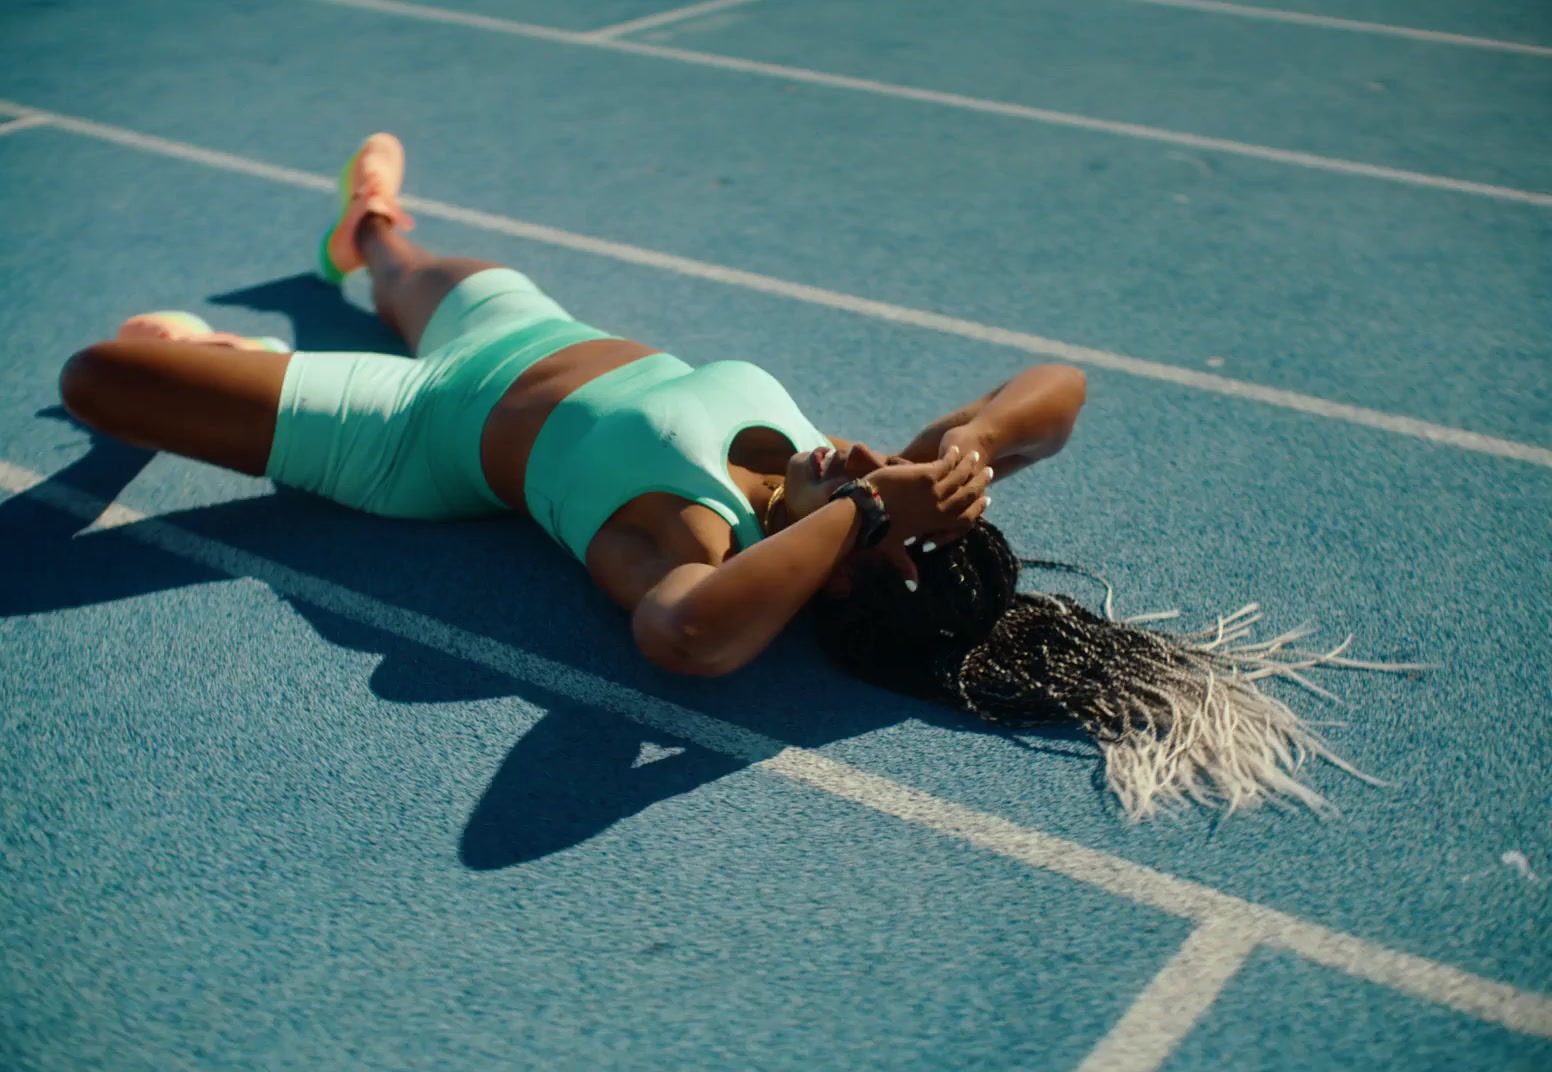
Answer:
[
  {"left": 895, "top": 363, "right": 1087, "bottom": 478},
  {"left": 631, "top": 497, "right": 864, "bottom": 676},
  {"left": 621, "top": 451, "right": 985, "bottom": 676}
]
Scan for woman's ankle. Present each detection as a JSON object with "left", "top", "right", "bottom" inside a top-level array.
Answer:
[
  {"left": 357, "top": 212, "right": 422, "bottom": 276},
  {"left": 356, "top": 211, "right": 397, "bottom": 249}
]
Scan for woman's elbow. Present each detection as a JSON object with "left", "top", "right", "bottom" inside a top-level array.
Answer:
[
  {"left": 1055, "top": 364, "right": 1087, "bottom": 412},
  {"left": 1037, "top": 365, "right": 1087, "bottom": 455},
  {"left": 1065, "top": 369, "right": 1087, "bottom": 429},
  {"left": 58, "top": 343, "right": 111, "bottom": 427},
  {"left": 632, "top": 609, "right": 746, "bottom": 678}
]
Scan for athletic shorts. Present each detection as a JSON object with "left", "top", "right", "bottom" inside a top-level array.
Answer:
[{"left": 264, "top": 268, "right": 611, "bottom": 518}]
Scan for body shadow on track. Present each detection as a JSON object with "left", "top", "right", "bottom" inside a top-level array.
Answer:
[
  {"left": 6, "top": 280, "right": 1091, "bottom": 868},
  {"left": 4, "top": 412, "right": 1092, "bottom": 869}
]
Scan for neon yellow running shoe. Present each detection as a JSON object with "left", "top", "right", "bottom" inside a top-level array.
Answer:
[
  {"left": 318, "top": 132, "right": 416, "bottom": 284},
  {"left": 115, "top": 311, "right": 289, "bottom": 352}
]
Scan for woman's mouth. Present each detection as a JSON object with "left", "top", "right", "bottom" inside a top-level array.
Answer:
[{"left": 811, "top": 446, "right": 831, "bottom": 479}]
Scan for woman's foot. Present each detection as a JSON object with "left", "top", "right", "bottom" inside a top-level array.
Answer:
[
  {"left": 116, "top": 311, "right": 289, "bottom": 353},
  {"left": 319, "top": 132, "right": 416, "bottom": 284}
]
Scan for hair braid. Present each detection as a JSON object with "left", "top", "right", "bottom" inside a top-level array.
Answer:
[{"left": 812, "top": 520, "right": 1425, "bottom": 820}]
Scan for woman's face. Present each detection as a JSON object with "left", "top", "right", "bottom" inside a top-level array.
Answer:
[{"left": 781, "top": 442, "right": 901, "bottom": 523}]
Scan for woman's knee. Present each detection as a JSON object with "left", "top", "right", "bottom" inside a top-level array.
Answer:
[
  {"left": 58, "top": 340, "right": 180, "bottom": 434},
  {"left": 57, "top": 339, "right": 287, "bottom": 475},
  {"left": 58, "top": 341, "right": 123, "bottom": 428}
]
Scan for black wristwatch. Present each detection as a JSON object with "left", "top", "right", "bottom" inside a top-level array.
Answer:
[{"left": 829, "top": 478, "right": 892, "bottom": 550}]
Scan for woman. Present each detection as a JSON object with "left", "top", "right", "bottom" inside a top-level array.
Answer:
[{"left": 59, "top": 135, "right": 1400, "bottom": 820}]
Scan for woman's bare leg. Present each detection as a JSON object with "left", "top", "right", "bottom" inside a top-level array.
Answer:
[
  {"left": 59, "top": 339, "right": 291, "bottom": 476},
  {"left": 58, "top": 208, "right": 514, "bottom": 476},
  {"left": 358, "top": 214, "right": 502, "bottom": 353}
]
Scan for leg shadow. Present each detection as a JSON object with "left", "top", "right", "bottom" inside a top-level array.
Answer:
[
  {"left": 209, "top": 274, "right": 405, "bottom": 354},
  {"left": 4, "top": 414, "right": 756, "bottom": 866},
  {"left": 1, "top": 410, "right": 221, "bottom": 615}
]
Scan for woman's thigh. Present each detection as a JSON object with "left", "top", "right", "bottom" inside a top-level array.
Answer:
[{"left": 59, "top": 339, "right": 292, "bottom": 476}]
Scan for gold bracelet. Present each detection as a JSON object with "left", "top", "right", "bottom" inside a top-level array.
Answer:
[{"left": 763, "top": 482, "right": 787, "bottom": 534}]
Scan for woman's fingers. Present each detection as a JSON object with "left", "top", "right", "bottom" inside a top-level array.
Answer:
[
  {"left": 918, "top": 448, "right": 990, "bottom": 548},
  {"left": 919, "top": 468, "right": 992, "bottom": 549},
  {"left": 932, "top": 444, "right": 962, "bottom": 479},
  {"left": 934, "top": 446, "right": 982, "bottom": 499},
  {"left": 920, "top": 494, "right": 990, "bottom": 549},
  {"left": 934, "top": 448, "right": 992, "bottom": 514},
  {"left": 963, "top": 491, "right": 991, "bottom": 526},
  {"left": 952, "top": 494, "right": 992, "bottom": 538},
  {"left": 871, "top": 445, "right": 992, "bottom": 552},
  {"left": 943, "top": 462, "right": 993, "bottom": 514}
]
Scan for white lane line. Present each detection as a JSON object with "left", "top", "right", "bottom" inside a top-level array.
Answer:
[
  {"left": 766, "top": 743, "right": 1552, "bottom": 1035},
  {"left": 6, "top": 100, "right": 1548, "bottom": 471},
  {"left": 1130, "top": 0, "right": 1552, "bottom": 58},
  {"left": 318, "top": 0, "right": 1552, "bottom": 208},
  {"left": 584, "top": 0, "right": 759, "bottom": 40},
  {"left": 0, "top": 104, "right": 335, "bottom": 193},
  {"left": 3, "top": 456, "right": 1550, "bottom": 1037},
  {"left": 1076, "top": 920, "right": 1259, "bottom": 1072},
  {"left": 0, "top": 115, "right": 50, "bottom": 137}
]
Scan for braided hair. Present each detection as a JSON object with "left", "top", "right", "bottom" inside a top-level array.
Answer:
[{"left": 812, "top": 521, "right": 1423, "bottom": 820}]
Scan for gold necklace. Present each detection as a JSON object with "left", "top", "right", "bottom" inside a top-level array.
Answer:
[{"left": 762, "top": 482, "right": 786, "bottom": 534}]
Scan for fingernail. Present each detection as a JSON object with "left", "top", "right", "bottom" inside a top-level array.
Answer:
[
  {"left": 983, "top": 467, "right": 995, "bottom": 481},
  {"left": 949, "top": 446, "right": 961, "bottom": 459},
  {"left": 969, "top": 451, "right": 980, "bottom": 463},
  {"left": 921, "top": 541, "right": 937, "bottom": 554},
  {"left": 982, "top": 496, "right": 992, "bottom": 508},
  {"left": 903, "top": 536, "right": 918, "bottom": 547},
  {"left": 904, "top": 579, "right": 918, "bottom": 593}
]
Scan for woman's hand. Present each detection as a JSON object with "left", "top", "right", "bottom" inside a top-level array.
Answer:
[
  {"left": 937, "top": 424, "right": 996, "bottom": 471},
  {"left": 895, "top": 364, "right": 1086, "bottom": 479},
  {"left": 869, "top": 445, "right": 991, "bottom": 540},
  {"left": 864, "top": 446, "right": 992, "bottom": 587}
]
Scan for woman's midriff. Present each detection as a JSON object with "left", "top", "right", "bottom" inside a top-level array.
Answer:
[{"left": 477, "top": 337, "right": 662, "bottom": 516}]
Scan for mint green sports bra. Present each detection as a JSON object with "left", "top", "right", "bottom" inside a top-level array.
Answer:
[{"left": 523, "top": 353, "right": 831, "bottom": 562}]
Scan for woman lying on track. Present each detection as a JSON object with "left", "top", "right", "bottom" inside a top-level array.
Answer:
[{"left": 58, "top": 135, "right": 1413, "bottom": 820}]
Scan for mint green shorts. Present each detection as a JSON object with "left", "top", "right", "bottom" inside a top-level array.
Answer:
[{"left": 264, "top": 268, "right": 611, "bottom": 518}]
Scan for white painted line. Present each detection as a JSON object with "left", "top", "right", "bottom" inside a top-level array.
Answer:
[
  {"left": 3, "top": 456, "right": 1550, "bottom": 1037},
  {"left": 763, "top": 744, "right": 1552, "bottom": 1035},
  {"left": 0, "top": 103, "right": 334, "bottom": 193},
  {"left": 1076, "top": 920, "right": 1259, "bottom": 1072},
  {"left": 318, "top": 0, "right": 1552, "bottom": 208},
  {"left": 5, "top": 99, "right": 1547, "bottom": 470},
  {"left": 0, "top": 114, "right": 50, "bottom": 137},
  {"left": 584, "top": 0, "right": 759, "bottom": 40},
  {"left": 1130, "top": 0, "right": 1552, "bottom": 59}
]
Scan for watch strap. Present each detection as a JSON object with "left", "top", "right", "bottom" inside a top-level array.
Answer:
[{"left": 829, "top": 478, "right": 892, "bottom": 550}]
